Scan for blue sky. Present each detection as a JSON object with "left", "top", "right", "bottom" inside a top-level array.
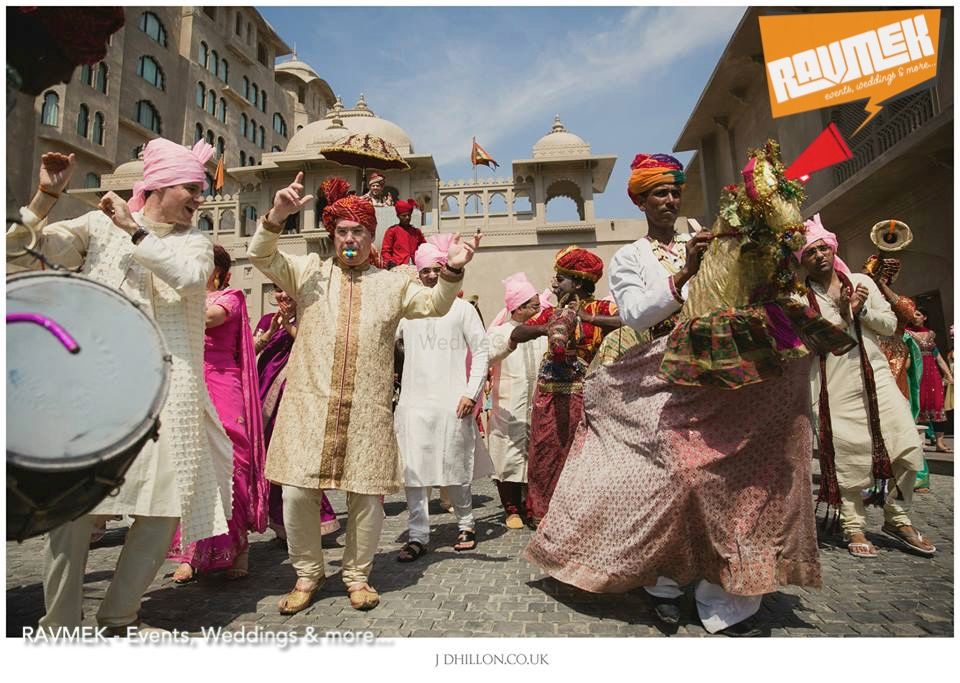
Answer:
[{"left": 260, "top": 6, "right": 745, "bottom": 220}]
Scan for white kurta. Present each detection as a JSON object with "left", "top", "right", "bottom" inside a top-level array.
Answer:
[
  {"left": 609, "top": 238, "right": 689, "bottom": 332},
  {"left": 485, "top": 320, "right": 547, "bottom": 482},
  {"left": 8, "top": 208, "right": 233, "bottom": 545},
  {"left": 808, "top": 273, "right": 923, "bottom": 489},
  {"left": 395, "top": 297, "right": 489, "bottom": 487}
]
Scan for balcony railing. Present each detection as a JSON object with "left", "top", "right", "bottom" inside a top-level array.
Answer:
[{"left": 831, "top": 89, "right": 939, "bottom": 186}]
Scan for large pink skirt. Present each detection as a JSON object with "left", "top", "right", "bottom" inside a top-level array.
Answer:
[{"left": 523, "top": 337, "right": 822, "bottom": 596}]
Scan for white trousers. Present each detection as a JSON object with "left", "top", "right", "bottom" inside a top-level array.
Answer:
[
  {"left": 40, "top": 514, "right": 179, "bottom": 629},
  {"left": 405, "top": 484, "right": 474, "bottom": 545},
  {"left": 645, "top": 576, "right": 762, "bottom": 634},
  {"left": 283, "top": 486, "right": 383, "bottom": 587}
]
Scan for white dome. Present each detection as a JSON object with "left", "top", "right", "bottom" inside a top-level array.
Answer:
[
  {"left": 275, "top": 59, "right": 321, "bottom": 83},
  {"left": 532, "top": 115, "right": 590, "bottom": 159},
  {"left": 285, "top": 94, "right": 414, "bottom": 154}
]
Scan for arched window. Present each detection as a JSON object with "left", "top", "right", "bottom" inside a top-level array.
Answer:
[
  {"left": 92, "top": 112, "right": 104, "bottom": 145},
  {"left": 217, "top": 98, "right": 226, "bottom": 123},
  {"left": 210, "top": 50, "right": 219, "bottom": 75},
  {"left": 273, "top": 113, "right": 287, "bottom": 137},
  {"left": 248, "top": 119, "right": 256, "bottom": 142},
  {"left": 217, "top": 136, "right": 225, "bottom": 158},
  {"left": 195, "top": 122, "right": 204, "bottom": 142},
  {"left": 85, "top": 172, "right": 100, "bottom": 188},
  {"left": 139, "top": 12, "right": 168, "bottom": 47},
  {"left": 219, "top": 58, "right": 228, "bottom": 83},
  {"left": 240, "top": 113, "right": 247, "bottom": 137},
  {"left": 235, "top": 12, "right": 242, "bottom": 35},
  {"left": 137, "top": 56, "right": 164, "bottom": 90},
  {"left": 271, "top": 145, "right": 281, "bottom": 153},
  {"left": 240, "top": 150, "right": 246, "bottom": 166},
  {"left": 41, "top": 91, "right": 59, "bottom": 126},
  {"left": 258, "top": 125, "right": 265, "bottom": 149},
  {"left": 205, "top": 129, "right": 214, "bottom": 146},
  {"left": 248, "top": 157, "right": 256, "bottom": 166},
  {"left": 94, "top": 64, "right": 108, "bottom": 94},
  {"left": 196, "top": 81, "right": 205, "bottom": 108},
  {"left": 80, "top": 64, "right": 92, "bottom": 86},
  {"left": 198, "top": 41, "right": 208, "bottom": 68},
  {"left": 76, "top": 104, "right": 89, "bottom": 137},
  {"left": 251, "top": 83, "right": 258, "bottom": 105},
  {"left": 242, "top": 77, "right": 249, "bottom": 100},
  {"left": 134, "top": 100, "right": 161, "bottom": 133},
  {"left": 206, "top": 89, "right": 216, "bottom": 115},
  {"left": 260, "top": 92, "right": 267, "bottom": 113},
  {"left": 198, "top": 214, "right": 214, "bottom": 232}
]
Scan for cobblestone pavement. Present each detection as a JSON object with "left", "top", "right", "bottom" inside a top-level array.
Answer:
[{"left": 6, "top": 474, "right": 953, "bottom": 637}]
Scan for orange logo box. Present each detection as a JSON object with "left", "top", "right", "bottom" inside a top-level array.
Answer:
[{"left": 759, "top": 9, "right": 941, "bottom": 136}]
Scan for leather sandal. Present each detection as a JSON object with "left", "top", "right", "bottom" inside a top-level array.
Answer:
[
  {"left": 347, "top": 583, "right": 380, "bottom": 611},
  {"left": 278, "top": 578, "right": 323, "bottom": 615},
  {"left": 881, "top": 523, "right": 936, "bottom": 556},
  {"left": 397, "top": 540, "right": 428, "bottom": 562},
  {"left": 454, "top": 529, "right": 477, "bottom": 551}
]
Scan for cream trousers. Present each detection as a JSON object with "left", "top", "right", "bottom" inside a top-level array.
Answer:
[
  {"left": 40, "top": 514, "right": 179, "bottom": 629},
  {"left": 283, "top": 486, "right": 383, "bottom": 587},
  {"left": 840, "top": 459, "right": 916, "bottom": 538},
  {"left": 405, "top": 484, "right": 474, "bottom": 545}
]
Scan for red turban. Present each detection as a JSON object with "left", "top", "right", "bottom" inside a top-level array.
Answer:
[
  {"left": 395, "top": 198, "right": 417, "bottom": 216},
  {"left": 320, "top": 177, "right": 351, "bottom": 206},
  {"left": 322, "top": 196, "right": 377, "bottom": 236},
  {"left": 554, "top": 245, "right": 603, "bottom": 283}
]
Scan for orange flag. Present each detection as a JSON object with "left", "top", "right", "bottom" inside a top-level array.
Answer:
[
  {"left": 470, "top": 137, "right": 499, "bottom": 169},
  {"left": 213, "top": 156, "right": 225, "bottom": 193}
]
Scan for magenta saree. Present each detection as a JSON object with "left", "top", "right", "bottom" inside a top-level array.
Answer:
[{"left": 168, "top": 289, "right": 268, "bottom": 571}]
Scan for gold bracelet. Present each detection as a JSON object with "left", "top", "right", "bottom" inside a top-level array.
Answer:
[{"left": 38, "top": 186, "right": 60, "bottom": 199}]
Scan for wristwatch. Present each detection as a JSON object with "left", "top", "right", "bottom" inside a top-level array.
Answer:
[{"left": 130, "top": 226, "right": 149, "bottom": 245}]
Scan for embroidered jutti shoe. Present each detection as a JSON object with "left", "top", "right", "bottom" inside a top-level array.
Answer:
[
  {"left": 278, "top": 578, "right": 324, "bottom": 615},
  {"left": 347, "top": 583, "right": 380, "bottom": 611}
]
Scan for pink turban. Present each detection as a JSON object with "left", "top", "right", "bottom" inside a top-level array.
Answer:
[
  {"left": 794, "top": 213, "right": 850, "bottom": 275},
  {"left": 414, "top": 233, "right": 455, "bottom": 270},
  {"left": 489, "top": 272, "right": 539, "bottom": 330},
  {"left": 128, "top": 139, "right": 214, "bottom": 212}
]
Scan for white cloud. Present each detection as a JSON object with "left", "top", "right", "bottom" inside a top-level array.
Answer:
[{"left": 368, "top": 6, "right": 744, "bottom": 166}]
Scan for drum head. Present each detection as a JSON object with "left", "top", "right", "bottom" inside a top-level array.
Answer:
[{"left": 7, "top": 273, "right": 171, "bottom": 469}]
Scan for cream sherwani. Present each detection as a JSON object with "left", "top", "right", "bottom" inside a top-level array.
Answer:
[
  {"left": 808, "top": 273, "right": 923, "bottom": 536},
  {"left": 485, "top": 321, "right": 547, "bottom": 483},
  {"left": 8, "top": 207, "right": 233, "bottom": 628},
  {"left": 247, "top": 223, "right": 460, "bottom": 586}
]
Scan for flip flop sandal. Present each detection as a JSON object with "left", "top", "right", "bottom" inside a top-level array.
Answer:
[
  {"left": 847, "top": 541, "right": 878, "bottom": 558},
  {"left": 454, "top": 529, "right": 477, "bottom": 552},
  {"left": 278, "top": 579, "right": 323, "bottom": 615},
  {"left": 397, "top": 540, "right": 428, "bottom": 562},
  {"left": 881, "top": 523, "right": 937, "bottom": 556}
]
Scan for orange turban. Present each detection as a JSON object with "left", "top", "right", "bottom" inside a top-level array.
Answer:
[
  {"left": 321, "top": 196, "right": 377, "bottom": 236},
  {"left": 554, "top": 245, "right": 603, "bottom": 283},
  {"left": 626, "top": 153, "right": 685, "bottom": 207}
]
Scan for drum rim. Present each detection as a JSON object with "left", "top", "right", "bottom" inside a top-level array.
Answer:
[{"left": 6, "top": 270, "right": 174, "bottom": 470}]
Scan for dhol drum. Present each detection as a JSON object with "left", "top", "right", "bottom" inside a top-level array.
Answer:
[{"left": 6, "top": 271, "right": 171, "bottom": 541}]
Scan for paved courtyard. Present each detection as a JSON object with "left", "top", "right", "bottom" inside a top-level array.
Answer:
[{"left": 6, "top": 473, "right": 953, "bottom": 638}]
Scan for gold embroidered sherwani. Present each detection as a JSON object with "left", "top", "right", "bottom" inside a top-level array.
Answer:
[{"left": 247, "top": 223, "right": 460, "bottom": 495}]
